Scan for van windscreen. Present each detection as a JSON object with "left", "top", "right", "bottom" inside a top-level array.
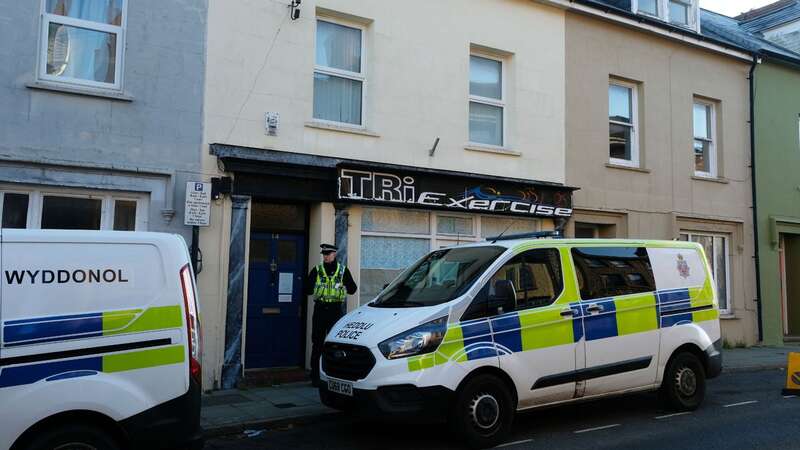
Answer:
[
  {"left": 370, "top": 246, "right": 506, "bottom": 308},
  {"left": 571, "top": 247, "right": 656, "bottom": 300}
]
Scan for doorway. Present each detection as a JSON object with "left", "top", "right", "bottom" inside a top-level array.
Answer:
[
  {"left": 781, "top": 234, "right": 800, "bottom": 338},
  {"left": 244, "top": 202, "right": 309, "bottom": 370}
]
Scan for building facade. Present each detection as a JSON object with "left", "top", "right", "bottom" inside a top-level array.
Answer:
[
  {"left": 199, "top": 0, "right": 575, "bottom": 389},
  {"left": 563, "top": 1, "right": 759, "bottom": 346},
  {"left": 0, "top": 0, "right": 206, "bottom": 241}
]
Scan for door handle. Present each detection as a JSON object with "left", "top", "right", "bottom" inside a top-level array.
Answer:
[
  {"left": 560, "top": 308, "right": 574, "bottom": 317},
  {"left": 586, "top": 304, "right": 605, "bottom": 314}
]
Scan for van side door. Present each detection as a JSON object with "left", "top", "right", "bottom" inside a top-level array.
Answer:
[
  {"left": 464, "top": 248, "right": 585, "bottom": 408},
  {"left": 572, "top": 246, "right": 660, "bottom": 396}
]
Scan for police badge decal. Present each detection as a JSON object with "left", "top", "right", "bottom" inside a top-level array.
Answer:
[{"left": 676, "top": 254, "right": 690, "bottom": 279}]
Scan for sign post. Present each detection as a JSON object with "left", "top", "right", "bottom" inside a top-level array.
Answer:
[{"left": 185, "top": 182, "right": 212, "bottom": 275}]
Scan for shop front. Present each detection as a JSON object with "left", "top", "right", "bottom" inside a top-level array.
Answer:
[{"left": 211, "top": 144, "right": 576, "bottom": 387}]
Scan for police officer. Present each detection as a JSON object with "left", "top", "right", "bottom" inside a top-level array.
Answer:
[{"left": 306, "top": 243, "right": 357, "bottom": 386}]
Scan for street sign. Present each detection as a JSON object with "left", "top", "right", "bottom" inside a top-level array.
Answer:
[{"left": 184, "top": 181, "right": 211, "bottom": 227}]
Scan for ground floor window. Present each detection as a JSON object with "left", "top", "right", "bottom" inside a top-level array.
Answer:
[
  {"left": 359, "top": 207, "right": 541, "bottom": 304},
  {"left": 680, "top": 231, "right": 730, "bottom": 313},
  {"left": 0, "top": 185, "right": 147, "bottom": 231}
]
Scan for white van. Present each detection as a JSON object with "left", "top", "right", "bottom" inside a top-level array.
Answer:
[
  {"left": 319, "top": 235, "right": 722, "bottom": 448},
  {"left": 0, "top": 230, "right": 203, "bottom": 450}
]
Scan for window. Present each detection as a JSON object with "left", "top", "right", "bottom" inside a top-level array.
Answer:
[
  {"left": 469, "top": 54, "right": 505, "bottom": 147},
  {"left": 638, "top": 0, "right": 659, "bottom": 15},
  {"left": 1, "top": 193, "right": 30, "bottom": 228},
  {"left": 0, "top": 185, "right": 145, "bottom": 231},
  {"left": 669, "top": 0, "right": 690, "bottom": 26},
  {"left": 39, "top": 0, "right": 126, "bottom": 90},
  {"left": 693, "top": 100, "right": 716, "bottom": 177},
  {"left": 463, "top": 248, "right": 563, "bottom": 320},
  {"left": 313, "top": 19, "right": 365, "bottom": 126},
  {"left": 571, "top": 247, "right": 656, "bottom": 300},
  {"left": 680, "top": 233, "right": 730, "bottom": 313},
  {"left": 359, "top": 207, "right": 539, "bottom": 305},
  {"left": 609, "top": 81, "right": 639, "bottom": 167}
]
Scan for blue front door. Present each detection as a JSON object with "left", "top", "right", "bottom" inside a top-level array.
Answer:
[{"left": 245, "top": 233, "right": 306, "bottom": 369}]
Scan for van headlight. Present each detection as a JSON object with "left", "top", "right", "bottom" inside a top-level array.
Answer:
[{"left": 378, "top": 317, "right": 448, "bottom": 360}]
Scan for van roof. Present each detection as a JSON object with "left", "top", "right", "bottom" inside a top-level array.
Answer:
[
  {"left": 0, "top": 229, "right": 186, "bottom": 247},
  {"left": 461, "top": 238, "right": 702, "bottom": 250}
]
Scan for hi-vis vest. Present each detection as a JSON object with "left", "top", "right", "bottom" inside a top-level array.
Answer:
[{"left": 313, "top": 263, "right": 347, "bottom": 303}]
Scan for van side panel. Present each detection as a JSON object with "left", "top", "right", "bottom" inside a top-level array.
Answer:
[
  {"left": 0, "top": 231, "right": 192, "bottom": 450},
  {"left": 648, "top": 246, "right": 721, "bottom": 384}
]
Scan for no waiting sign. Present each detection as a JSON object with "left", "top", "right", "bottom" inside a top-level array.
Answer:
[{"left": 184, "top": 181, "right": 211, "bottom": 227}]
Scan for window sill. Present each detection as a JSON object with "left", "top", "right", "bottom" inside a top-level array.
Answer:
[
  {"left": 26, "top": 81, "right": 134, "bottom": 102},
  {"left": 691, "top": 175, "right": 729, "bottom": 184},
  {"left": 605, "top": 163, "right": 651, "bottom": 174},
  {"left": 464, "top": 144, "right": 521, "bottom": 157},
  {"left": 304, "top": 121, "right": 380, "bottom": 137},
  {"left": 719, "top": 314, "right": 737, "bottom": 320}
]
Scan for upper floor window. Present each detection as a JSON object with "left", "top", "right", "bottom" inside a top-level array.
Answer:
[
  {"left": 693, "top": 99, "right": 717, "bottom": 177},
  {"left": 609, "top": 80, "right": 639, "bottom": 167},
  {"left": 313, "top": 19, "right": 365, "bottom": 126},
  {"left": 40, "top": 0, "right": 126, "bottom": 90},
  {"left": 633, "top": 0, "right": 698, "bottom": 29},
  {"left": 469, "top": 54, "right": 505, "bottom": 147},
  {"left": 669, "top": 0, "right": 690, "bottom": 26}
]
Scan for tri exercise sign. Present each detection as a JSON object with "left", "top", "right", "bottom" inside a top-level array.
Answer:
[{"left": 337, "top": 167, "right": 574, "bottom": 219}]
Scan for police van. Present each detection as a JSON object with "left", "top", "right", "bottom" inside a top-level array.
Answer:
[
  {"left": 0, "top": 230, "right": 203, "bottom": 450},
  {"left": 319, "top": 233, "right": 722, "bottom": 448}
]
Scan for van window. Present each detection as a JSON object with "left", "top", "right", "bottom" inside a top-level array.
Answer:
[
  {"left": 370, "top": 246, "right": 505, "bottom": 308},
  {"left": 571, "top": 247, "right": 655, "bottom": 300},
  {"left": 462, "top": 248, "right": 562, "bottom": 320}
]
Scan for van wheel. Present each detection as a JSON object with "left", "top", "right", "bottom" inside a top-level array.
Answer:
[
  {"left": 24, "top": 423, "right": 121, "bottom": 450},
  {"left": 450, "top": 374, "right": 514, "bottom": 449},
  {"left": 661, "top": 352, "right": 706, "bottom": 411}
]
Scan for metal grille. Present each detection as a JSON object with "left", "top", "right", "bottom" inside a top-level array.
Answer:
[{"left": 322, "top": 342, "right": 376, "bottom": 381}]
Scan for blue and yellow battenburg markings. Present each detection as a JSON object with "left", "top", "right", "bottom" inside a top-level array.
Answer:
[
  {"left": 0, "top": 345, "right": 186, "bottom": 388},
  {"left": 407, "top": 280, "right": 718, "bottom": 372},
  {"left": 2, "top": 306, "right": 183, "bottom": 347},
  {"left": 0, "top": 306, "right": 186, "bottom": 388}
]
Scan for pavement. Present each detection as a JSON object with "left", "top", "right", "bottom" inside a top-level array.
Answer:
[{"left": 201, "top": 344, "right": 800, "bottom": 438}]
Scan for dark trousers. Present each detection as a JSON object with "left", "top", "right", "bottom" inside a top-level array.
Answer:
[{"left": 310, "top": 301, "right": 345, "bottom": 383}]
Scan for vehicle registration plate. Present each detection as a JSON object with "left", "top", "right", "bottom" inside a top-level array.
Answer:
[{"left": 327, "top": 378, "right": 353, "bottom": 397}]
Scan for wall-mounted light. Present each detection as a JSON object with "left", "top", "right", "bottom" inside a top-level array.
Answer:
[{"left": 289, "top": 0, "right": 301, "bottom": 20}]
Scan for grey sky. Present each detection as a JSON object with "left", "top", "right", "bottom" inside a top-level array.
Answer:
[{"left": 700, "top": 0, "right": 778, "bottom": 17}]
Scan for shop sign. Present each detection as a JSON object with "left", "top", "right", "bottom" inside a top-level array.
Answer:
[{"left": 337, "top": 168, "right": 573, "bottom": 218}]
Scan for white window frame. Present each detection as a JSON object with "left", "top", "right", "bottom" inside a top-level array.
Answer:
[
  {"left": 37, "top": 0, "right": 127, "bottom": 91},
  {"left": 681, "top": 231, "right": 732, "bottom": 315},
  {"left": 632, "top": 0, "right": 699, "bottom": 30},
  {"left": 0, "top": 184, "right": 148, "bottom": 231},
  {"left": 360, "top": 208, "right": 540, "bottom": 252},
  {"left": 468, "top": 51, "right": 507, "bottom": 149},
  {"left": 693, "top": 99, "right": 717, "bottom": 178},
  {"left": 609, "top": 79, "right": 640, "bottom": 168},
  {"left": 313, "top": 17, "right": 367, "bottom": 128}
]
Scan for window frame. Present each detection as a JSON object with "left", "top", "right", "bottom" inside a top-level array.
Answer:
[
  {"left": 667, "top": 0, "right": 692, "bottom": 27},
  {"left": 0, "top": 184, "right": 147, "bottom": 231},
  {"left": 634, "top": 0, "right": 662, "bottom": 17},
  {"left": 608, "top": 79, "right": 640, "bottom": 168},
  {"left": 693, "top": 99, "right": 717, "bottom": 178},
  {"left": 632, "top": 0, "right": 698, "bottom": 29},
  {"left": 680, "top": 231, "right": 732, "bottom": 315},
  {"left": 312, "top": 17, "right": 367, "bottom": 128},
  {"left": 37, "top": 0, "right": 127, "bottom": 91},
  {"left": 468, "top": 51, "right": 507, "bottom": 149}
]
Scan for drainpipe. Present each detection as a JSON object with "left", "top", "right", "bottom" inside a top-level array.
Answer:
[{"left": 749, "top": 55, "right": 764, "bottom": 342}]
